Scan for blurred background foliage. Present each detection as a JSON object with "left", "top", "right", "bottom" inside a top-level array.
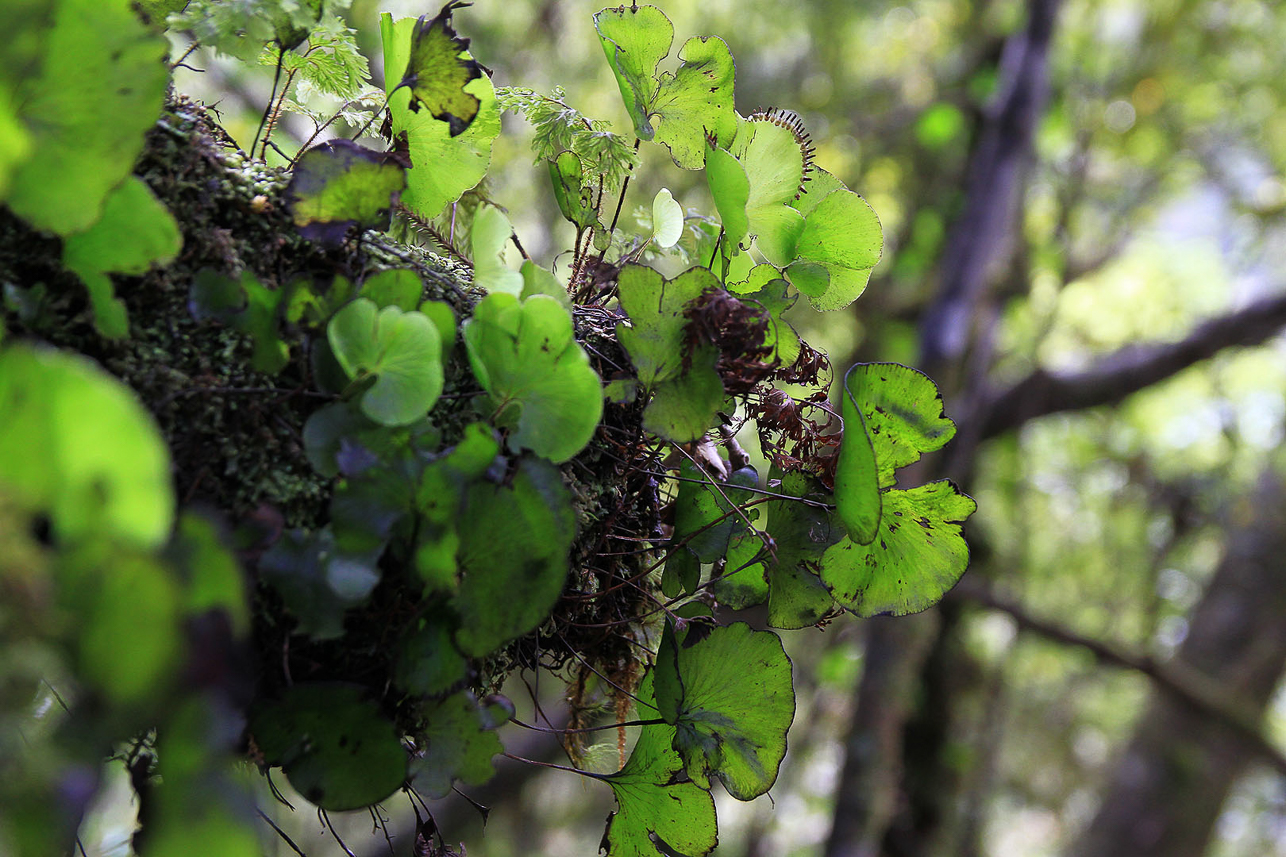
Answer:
[{"left": 28, "top": 0, "right": 1286, "bottom": 854}]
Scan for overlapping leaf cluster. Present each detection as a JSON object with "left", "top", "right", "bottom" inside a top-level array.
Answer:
[{"left": 0, "top": 2, "right": 978, "bottom": 856}]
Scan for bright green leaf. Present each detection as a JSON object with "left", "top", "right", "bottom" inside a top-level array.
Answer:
[
  {"left": 171, "top": 512, "right": 250, "bottom": 637},
  {"left": 361, "top": 268, "right": 423, "bottom": 311},
  {"left": 615, "top": 265, "right": 724, "bottom": 442},
  {"left": 593, "top": 4, "right": 670, "bottom": 140},
  {"left": 519, "top": 260, "right": 572, "bottom": 310},
  {"left": 5, "top": 0, "right": 169, "bottom": 234},
  {"left": 394, "top": 1, "right": 482, "bottom": 136},
  {"left": 785, "top": 170, "right": 883, "bottom": 311},
  {"left": 0, "top": 345, "right": 173, "bottom": 547},
  {"left": 835, "top": 363, "right": 956, "bottom": 544},
  {"left": 288, "top": 140, "right": 406, "bottom": 243},
  {"left": 61, "top": 176, "right": 181, "bottom": 338},
  {"left": 705, "top": 143, "right": 750, "bottom": 272},
  {"left": 249, "top": 683, "right": 407, "bottom": 811},
  {"left": 654, "top": 622, "right": 794, "bottom": 800},
  {"left": 382, "top": 12, "right": 499, "bottom": 220},
  {"left": 603, "top": 673, "right": 718, "bottom": 857},
  {"left": 729, "top": 113, "right": 810, "bottom": 265},
  {"left": 328, "top": 297, "right": 444, "bottom": 427},
  {"left": 651, "top": 36, "right": 737, "bottom": 168},
  {"left": 821, "top": 480, "right": 976, "bottom": 617},
  {"left": 451, "top": 458, "right": 574, "bottom": 656},
  {"left": 470, "top": 205, "right": 524, "bottom": 296},
  {"left": 463, "top": 293, "right": 602, "bottom": 462},
  {"left": 651, "top": 188, "right": 683, "bottom": 248}
]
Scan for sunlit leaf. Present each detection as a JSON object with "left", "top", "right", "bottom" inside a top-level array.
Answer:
[
  {"left": 451, "top": 458, "right": 574, "bottom": 656},
  {"left": 382, "top": 12, "right": 499, "bottom": 219},
  {"left": 651, "top": 187, "right": 683, "bottom": 248},
  {"left": 394, "top": 1, "right": 482, "bottom": 136},
  {"left": 834, "top": 363, "right": 956, "bottom": 544},
  {"left": 62, "top": 176, "right": 181, "bottom": 338},
  {"left": 411, "top": 691, "right": 511, "bottom": 798},
  {"left": 463, "top": 293, "right": 602, "bottom": 462},
  {"left": 785, "top": 168, "right": 883, "bottom": 311},
  {"left": 5, "top": 0, "right": 169, "bottom": 235},
  {"left": 287, "top": 140, "right": 406, "bottom": 243},
  {"left": 821, "top": 480, "right": 976, "bottom": 617},
  {"left": 519, "top": 260, "right": 572, "bottom": 310},
  {"left": 328, "top": 297, "right": 444, "bottom": 426},
  {"left": 249, "top": 683, "right": 407, "bottom": 811},
  {"left": 360, "top": 268, "right": 423, "bottom": 311},
  {"left": 0, "top": 345, "right": 173, "bottom": 547},
  {"left": 728, "top": 114, "right": 808, "bottom": 266},
  {"left": 704, "top": 142, "right": 749, "bottom": 273},
  {"left": 603, "top": 673, "right": 718, "bottom": 857},
  {"left": 470, "top": 205, "right": 524, "bottom": 296},
  {"left": 653, "top": 622, "right": 794, "bottom": 800},
  {"left": 594, "top": 5, "right": 736, "bottom": 168}
]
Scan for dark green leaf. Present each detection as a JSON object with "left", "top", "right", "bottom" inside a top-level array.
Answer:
[
  {"left": 249, "top": 683, "right": 407, "bottom": 811},
  {"left": 550, "top": 150, "right": 598, "bottom": 231},
  {"left": 395, "top": 615, "right": 468, "bottom": 697},
  {"left": 258, "top": 527, "right": 381, "bottom": 640},
  {"left": 763, "top": 469, "right": 842, "bottom": 629},
  {"left": 451, "top": 458, "right": 574, "bottom": 656},
  {"left": 653, "top": 622, "right": 794, "bottom": 800},
  {"left": 395, "top": 1, "right": 482, "bottom": 137},
  {"left": 287, "top": 140, "right": 406, "bottom": 243},
  {"left": 411, "top": 691, "right": 511, "bottom": 798}
]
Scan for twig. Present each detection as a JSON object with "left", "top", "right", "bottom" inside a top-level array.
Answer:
[
  {"left": 949, "top": 577, "right": 1286, "bottom": 778},
  {"left": 257, "top": 808, "right": 308, "bottom": 857}
]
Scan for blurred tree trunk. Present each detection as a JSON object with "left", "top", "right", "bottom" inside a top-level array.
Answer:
[
  {"left": 1065, "top": 471, "right": 1286, "bottom": 857},
  {"left": 825, "top": 1, "right": 1063, "bottom": 856}
]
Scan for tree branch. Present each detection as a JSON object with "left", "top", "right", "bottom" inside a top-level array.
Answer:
[
  {"left": 948, "top": 577, "right": 1286, "bottom": 779},
  {"left": 978, "top": 289, "right": 1286, "bottom": 440}
]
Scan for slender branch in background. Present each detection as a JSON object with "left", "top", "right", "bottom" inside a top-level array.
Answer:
[
  {"left": 256, "top": 808, "right": 309, "bottom": 857},
  {"left": 977, "top": 289, "right": 1286, "bottom": 440},
  {"left": 948, "top": 577, "right": 1286, "bottom": 778},
  {"left": 252, "top": 45, "right": 287, "bottom": 158}
]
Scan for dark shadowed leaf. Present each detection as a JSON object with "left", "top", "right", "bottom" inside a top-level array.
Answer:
[
  {"left": 249, "top": 683, "right": 407, "bottom": 811},
  {"left": 411, "top": 691, "right": 511, "bottom": 798},
  {"left": 288, "top": 140, "right": 406, "bottom": 243}
]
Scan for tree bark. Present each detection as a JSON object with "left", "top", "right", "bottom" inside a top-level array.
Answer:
[{"left": 1065, "top": 470, "right": 1286, "bottom": 857}]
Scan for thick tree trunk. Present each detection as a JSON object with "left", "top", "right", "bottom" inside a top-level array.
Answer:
[{"left": 1066, "top": 471, "right": 1286, "bottom": 857}]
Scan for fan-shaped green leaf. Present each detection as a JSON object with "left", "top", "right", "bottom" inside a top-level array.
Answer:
[
  {"left": 728, "top": 115, "right": 809, "bottom": 265},
  {"left": 360, "top": 268, "right": 423, "bottom": 311},
  {"left": 451, "top": 458, "right": 574, "bottom": 656},
  {"left": 287, "top": 140, "right": 406, "bottom": 243},
  {"left": 651, "top": 36, "right": 737, "bottom": 168},
  {"left": 0, "top": 345, "right": 173, "bottom": 548},
  {"left": 593, "top": 4, "right": 670, "bottom": 140},
  {"left": 615, "top": 265, "right": 724, "bottom": 442},
  {"left": 411, "top": 691, "right": 511, "bottom": 798},
  {"left": 603, "top": 674, "right": 718, "bottom": 857},
  {"left": 463, "top": 293, "right": 602, "bottom": 462},
  {"left": 653, "top": 622, "right": 794, "bottom": 800},
  {"left": 594, "top": 6, "right": 735, "bottom": 168},
  {"left": 382, "top": 12, "right": 499, "bottom": 219},
  {"left": 328, "top": 297, "right": 444, "bottom": 427},
  {"left": 394, "top": 1, "right": 482, "bottom": 136},
  {"left": 762, "top": 468, "right": 843, "bottom": 629},
  {"left": 5, "top": 0, "right": 169, "bottom": 235},
  {"left": 519, "top": 260, "right": 572, "bottom": 310},
  {"left": 61, "top": 176, "right": 181, "bottom": 338},
  {"left": 705, "top": 143, "right": 750, "bottom": 273},
  {"left": 395, "top": 615, "right": 468, "bottom": 697},
  {"left": 412, "top": 422, "right": 500, "bottom": 590},
  {"left": 673, "top": 462, "right": 757, "bottom": 564},
  {"left": 784, "top": 169, "right": 883, "bottom": 310},
  {"left": 821, "top": 481, "right": 976, "bottom": 617},
  {"left": 470, "top": 205, "right": 524, "bottom": 296},
  {"left": 249, "top": 683, "right": 407, "bottom": 811},
  {"left": 834, "top": 363, "right": 956, "bottom": 544}
]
